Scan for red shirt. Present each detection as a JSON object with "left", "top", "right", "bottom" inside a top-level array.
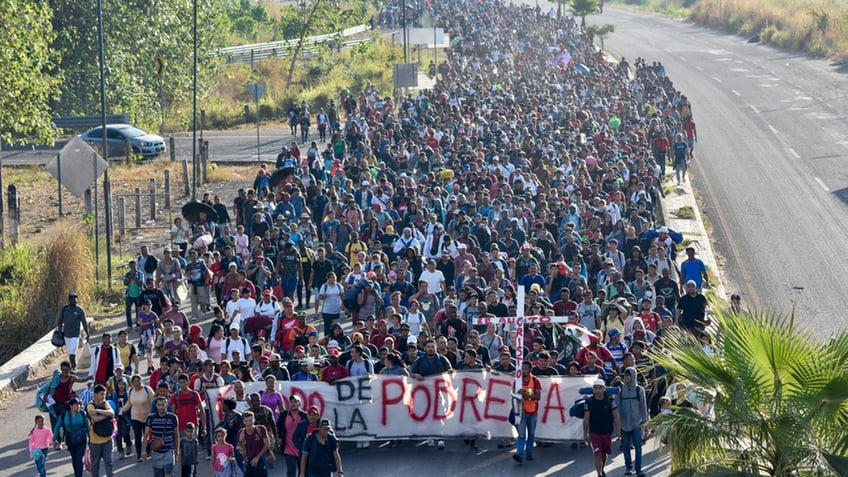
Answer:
[
  {"left": 639, "top": 312, "right": 661, "bottom": 332},
  {"left": 170, "top": 389, "right": 202, "bottom": 430},
  {"left": 553, "top": 300, "right": 578, "bottom": 317},
  {"left": 321, "top": 364, "right": 349, "bottom": 383},
  {"left": 682, "top": 121, "right": 696, "bottom": 140}
]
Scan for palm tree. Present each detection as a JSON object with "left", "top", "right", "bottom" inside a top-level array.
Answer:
[
  {"left": 569, "top": 0, "right": 598, "bottom": 27},
  {"left": 650, "top": 310, "right": 848, "bottom": 476}
]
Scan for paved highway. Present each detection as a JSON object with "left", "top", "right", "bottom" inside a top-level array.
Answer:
[
  {"left": 5, "top": 5, "right": 846, "bottom": 475},
  {"left": 601, "top": 7, "right": 848, "bottom": 330}
]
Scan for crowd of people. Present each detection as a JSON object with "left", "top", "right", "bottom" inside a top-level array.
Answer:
[{"left": 33, "top": 0, "right": 716, "bottom": 476}]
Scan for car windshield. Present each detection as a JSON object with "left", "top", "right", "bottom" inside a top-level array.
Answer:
[{"left": 119, "top": 126, "right": 147, "bottom": 137}]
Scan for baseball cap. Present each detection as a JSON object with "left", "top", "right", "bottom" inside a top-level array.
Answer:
[
  {"left": 172, "top": 326, "right": 182, "bottom": 334},
  {"left": 328, "top": 348, "right": 340, "bottom": 357},
  {"left": 327, "top": 340, "right": 340, "bottom": 349},
  {"left": 294, "top": 345, "right": 306, "bottom": 353},
  {"left": 593, "top": 379, "right": 606, "bottom": 387},
  {"left": 262, "top": 289, "right": 272, "bottom": 296},
  {"left": 319, "top": 418, "right": 332, "bottom": 429},
  {"left": 308, "top": 405, "right": 321, "bottom": 414}
]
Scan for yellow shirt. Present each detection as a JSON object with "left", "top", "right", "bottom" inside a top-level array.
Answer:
[{"left": 87, "top": 401, "right": 114, "bottom": 444}]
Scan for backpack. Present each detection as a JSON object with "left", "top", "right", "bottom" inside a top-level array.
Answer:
[
  {"left": 342, "top": 283, "right": 364, "bottom": 312},
  {"left": 36, "top": 370, "right": 61, "bottom": 413},
  {"left": 90, "top": 402, "right": 116, "bottom": 437},
  {"left": 346, "top": 359, "right": 373, "bottom": 374},
  {"left": 569, "top": 395, "right": 592, "bottom": 419},
  {"left": 223, "top": 337, "right": 248, "bottom": 356}
]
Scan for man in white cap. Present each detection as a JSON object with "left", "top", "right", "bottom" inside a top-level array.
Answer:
[{"left": 583, "top": 379, "right": 621, "bottom": 477}]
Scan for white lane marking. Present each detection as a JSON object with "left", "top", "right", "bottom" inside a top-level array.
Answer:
[
  {"left": 732, "top": 90, "right": 741, "bottom": 96},
  {"left": 815, "top": 177, "right": 831, "bottom": 192},
  {"left": 787, "top": 147, "right": 800, "bottom": 159},
  {"left": 678, "top": 56, "right": 687, "bottom": 62},
  {"left": 768, "top": 124, "right": 779, "bottom": 135},
  {"left": 750, "top": 105, "right": 760, "bottom": 114},
  {"left": 664, "top": 48, "right": 672, "bottom": 53},
  {"left": 696, "top": 66, "right": 704, "bottom": 71},
  {"left": 712, "top": 76, "right": 723, "bottom": 83}
]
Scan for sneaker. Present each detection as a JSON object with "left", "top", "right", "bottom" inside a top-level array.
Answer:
[
  {"left": 625, "top": 467, "right": 635, "bottom": 475},
  {"left": 124, "top": 449, "right": 132, "bottom": 459},
  {"left": 427, "top": 440, "right": 435, "bottom": 447},
  {"left": 513, "top": 454, "right": 523, "bottom": 464},
  {"left": 437, "top": 440, "right": 445, "bottom": 450}
]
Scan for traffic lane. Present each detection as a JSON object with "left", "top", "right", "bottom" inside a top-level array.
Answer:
[
  {"left": 0, "top": 427, "right": 668, "bottom": 477},
  {"left": 603, "top": 8, "right": 848, "bottom": 327},
  {"left": 0, "top": 127, "right": 311, "bottom": 166}
]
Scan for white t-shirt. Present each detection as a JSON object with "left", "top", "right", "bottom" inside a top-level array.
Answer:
[
  {"left": 404, "top": 311, "right": 426, "bottom": 336},
  {"left": 319, "top": 282, "right": 344, "bottom": 315},
  {"left": 236, "top": 298, "right": 257, "bottom": 323},
  {"left": 223, "top": 335, "right": 248, "bottom": 362},
  {"left": 254, "top": 300, "right": 280, "bottom": 318},
  {"left": 419, "top": 269, "right": 445, "bottom": 295},
  {"left": 226, "top": 301, "right": 241, "bottom": 325}
]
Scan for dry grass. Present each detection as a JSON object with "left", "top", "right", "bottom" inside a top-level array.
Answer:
[
  {"left": 691, "top": 0, "right": 848, "bottom": 58},
  {"left": 0, "top": 223, "right": 93, "bottom": 364}
]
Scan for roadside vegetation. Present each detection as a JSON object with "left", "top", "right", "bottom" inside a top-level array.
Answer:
[
  {"left": 610, "top": 0, "right": 848, "bottom": 58},
  {"left": 653, "top": 309, "right": 848, "bottom": 475},
  {"left": 0, "top": 224, "right": 92, "bottom": 364}
]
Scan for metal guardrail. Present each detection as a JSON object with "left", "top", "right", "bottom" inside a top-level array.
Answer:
[
  {"left": 52, "top": 114, "right": 131, "bottom": 130},
  {"left": 214, "top": 24, "right": 370, "bottom": 64}
]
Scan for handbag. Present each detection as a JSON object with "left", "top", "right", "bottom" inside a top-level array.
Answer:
[
  {"left": 51, "top": 328, "right": 65, "bottom": 347},
  {"left": 150, "top": 437, "right": 165, "bottom": 452}
]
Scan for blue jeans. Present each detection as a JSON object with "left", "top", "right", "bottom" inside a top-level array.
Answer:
[
  {"left": 34, "top": 448, "right": 48, "bottom": 477},
  {"left": 621, "top": 428, "right": 643, "bottom": 472},
  {"left": 515, "top": 412, "right": 538, "bottom": 458}
]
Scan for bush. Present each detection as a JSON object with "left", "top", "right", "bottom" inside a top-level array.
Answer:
[{"left": 0, "top": 223, "right": 93, "bottom": 365}]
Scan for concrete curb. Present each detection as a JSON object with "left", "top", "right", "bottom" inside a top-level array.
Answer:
[
  {"left": 0, "top": 328, "right": 65, "bottom": 401},
  {"left": 660, "top": 178, "right": 728, "bottom": 301}
]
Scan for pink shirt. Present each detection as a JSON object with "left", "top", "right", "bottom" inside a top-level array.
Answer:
[
  {"left": 29, "top": 427, "right": 53, "bottom": 452},
  {"left": 212, "top": 443, "right": 234, "bottom": 472},
  {"left": 282, "top": 412, "right": 303, "bottom": 456}
]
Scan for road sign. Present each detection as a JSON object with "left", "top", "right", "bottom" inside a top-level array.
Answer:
[
  {"left": 408, "top": 28, "right": 445, "bottom": 46},
  {"left": 247, "top": 83, "right": 266, "bottom": 102},
  {"left": 46, "top": 137, "right": 108, "bottom": 198},
  {"left": 393, "top": 63, "right": 418, "bottom": 88}
]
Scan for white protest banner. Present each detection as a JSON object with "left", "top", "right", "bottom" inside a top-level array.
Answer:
[{"left": 208, "top": 373, "right": 596, "bottom": 441}]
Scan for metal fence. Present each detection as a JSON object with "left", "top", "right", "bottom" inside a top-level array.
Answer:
[{"left": 213, "top": 24, "right": 370, "bottom": 64}]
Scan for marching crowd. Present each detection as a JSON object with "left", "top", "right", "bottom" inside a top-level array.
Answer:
[{"left": 31, "top": 0, "right": 713, "bottom": 476}]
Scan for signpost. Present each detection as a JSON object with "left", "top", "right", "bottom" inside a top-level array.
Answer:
[{"left": 247, "top": 83, "right": 266, "bottom": 163}]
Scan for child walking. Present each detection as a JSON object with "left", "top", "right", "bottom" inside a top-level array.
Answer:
[
  {"left": 180, "top": 422, "right": 200, "bottom": 477},
  {"left": 29, "top": 414, "right": 53, "bottom": 477},
  {"left": 211, "top": 427, "right": 236, "bottom": 477}
]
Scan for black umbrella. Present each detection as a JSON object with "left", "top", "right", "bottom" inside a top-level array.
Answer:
[
  {"left": 269, "top": 166, "right": 296, "bottom": 188},
  {"left": 182, "top": 200, "right": 218, "bottom": 223}
]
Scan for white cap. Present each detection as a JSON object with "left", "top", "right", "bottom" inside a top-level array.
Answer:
[
  {"left": 593, "top": 379, "right": 605, "bottom": 387},
  {"left": 327, "top": 340, "right": 340, "bottom": 349}
]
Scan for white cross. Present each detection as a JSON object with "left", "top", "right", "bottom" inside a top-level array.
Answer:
[{"left": 472, "top": 287, "right": 573, "bottom": 391}]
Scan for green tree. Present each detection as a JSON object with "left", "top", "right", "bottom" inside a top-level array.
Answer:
[
  {"left": 651, "top": 311, "right": 848, "bottom": 476},
  {"left": 569, "top": 0, "right": 598, "bottom": 27},
  {"left": 585, "top": 23, "right": 615, "bottom": 51},
  {"left": 0, "top": 0, "right": 59, "bottom": 146},
  {"left": 49, "top": 0, "right": 227, "bottom": 129}
]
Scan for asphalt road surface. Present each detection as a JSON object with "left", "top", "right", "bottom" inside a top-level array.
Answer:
[
  {"left": 597, "top": 7, "right": 848, "bottom": 329},
  {"left": 4, "top": 5, "right": 848, "bottom": 475}
]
